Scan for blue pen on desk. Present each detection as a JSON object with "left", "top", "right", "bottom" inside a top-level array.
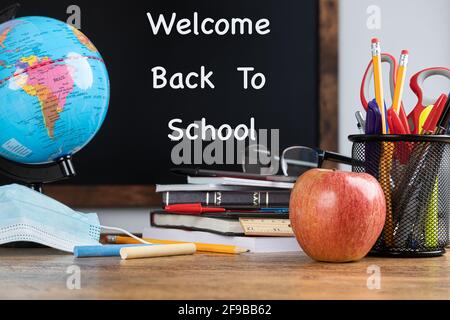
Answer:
[{"left": 74, "top": 244, "right": 155, "bottom": 258}]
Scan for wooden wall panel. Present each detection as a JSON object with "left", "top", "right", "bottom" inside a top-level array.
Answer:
[
  {"left": 319, "top": 0, "right": 339, "bottom": 152},
  {"left": 45, "top": 185, "right": 161, "bottom": 207}
]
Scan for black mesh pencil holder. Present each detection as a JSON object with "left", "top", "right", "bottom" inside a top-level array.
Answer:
[{"left": 349, "top": 135, "right": 450, "bottom": 257}]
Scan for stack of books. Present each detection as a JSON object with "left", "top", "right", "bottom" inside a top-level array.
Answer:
[{"left": 143, "top": 172, "right": 301, "bottom": 253}]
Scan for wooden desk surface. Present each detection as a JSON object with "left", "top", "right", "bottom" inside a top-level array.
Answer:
[{"left": 1, "top": 248, "right": 449, "bottom": 300}]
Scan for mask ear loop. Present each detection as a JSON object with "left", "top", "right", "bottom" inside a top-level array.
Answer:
[{"left": 100, "top": 226, "right": 152, "bottom": 245}]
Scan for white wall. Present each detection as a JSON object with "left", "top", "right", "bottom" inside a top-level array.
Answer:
[
  {"left": 78, "top": 208, "right": 155, "bottom": 234},
  {"left": 339, "top": 0, "right": 450, "bottom": 156}
]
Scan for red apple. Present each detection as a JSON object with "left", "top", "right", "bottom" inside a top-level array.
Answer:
[{"left": 290, "top": 169, "right": 386, "bottom": 262}]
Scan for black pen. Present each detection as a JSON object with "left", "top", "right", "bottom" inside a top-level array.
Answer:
[{"left": 436, "top": 94, "right": 450, "bottom": 132}]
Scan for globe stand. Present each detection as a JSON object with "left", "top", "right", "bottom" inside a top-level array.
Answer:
[{"left": 0, "top": 155, "right": 76, "bottom": 192}]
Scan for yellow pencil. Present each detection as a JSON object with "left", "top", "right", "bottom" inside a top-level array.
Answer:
[
  {"left": 371, "top": 38, "right": 386, "bottom": 133},
  {"left": 106, "top": 235, "right": 249, "bottom": 254},
  {"left": 392, "top": 50, "right": 409, "bottom": 114},
  {"left": 379, "top": 145, "right": 395, "bottom": 247},
  {"left": 372, "top": 38, "right": 394, "bottom": 246}
]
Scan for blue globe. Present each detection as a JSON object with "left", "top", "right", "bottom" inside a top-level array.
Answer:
[{"left": 0, "top": 16, "right": 109, "bottom": 164}]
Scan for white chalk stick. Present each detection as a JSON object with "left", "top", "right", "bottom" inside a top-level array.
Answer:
[{"left": 120, "top": 243, "right": 196, "bottom": 260}]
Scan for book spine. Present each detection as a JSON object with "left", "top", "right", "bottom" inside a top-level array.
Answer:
[{"left": 162, "top": 191, "right": 290, "bottom": 207}]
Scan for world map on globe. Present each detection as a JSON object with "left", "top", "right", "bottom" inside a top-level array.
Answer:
[{"left": 0, "top": 16, "right": 109, "bottom": 164}]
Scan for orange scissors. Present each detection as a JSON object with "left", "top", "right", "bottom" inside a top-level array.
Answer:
[{"left": 407, "top": 67, "right": 450, "bottom": 134}]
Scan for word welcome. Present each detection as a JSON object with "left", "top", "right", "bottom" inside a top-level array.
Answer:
[{"left": 146, "top": 12, "right": 271, "bottom": 36}]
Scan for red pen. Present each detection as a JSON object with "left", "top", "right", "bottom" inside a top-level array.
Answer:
[{"left": 164, "top": 203, "right": 227, "bottom": 214}]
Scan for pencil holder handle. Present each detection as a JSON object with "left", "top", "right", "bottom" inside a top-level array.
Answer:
[{"left": 349, "top": 134, "right": 450, "bottom": 257}]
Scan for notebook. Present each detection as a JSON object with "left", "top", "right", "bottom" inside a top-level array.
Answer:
[
  {"left": 151, "top": 210, "right": 291, "bottom": 235},
  {"left": 152, "top": 212, "right": 246, "bottom": 236},
  {"left": 143, "top": 226, "right": 301, "bottom": 253},
  {"left": 155, "top": 184, "right": 262, "bottom": 192},
  {"left": 160, "top": 190, "right": 291, "bottom": 207},
  {"left": 187, "top": 176, "right": 294, "bottom": 189},
  {"left": 152, "top": 210, "right": 290, "bottom": 219}
]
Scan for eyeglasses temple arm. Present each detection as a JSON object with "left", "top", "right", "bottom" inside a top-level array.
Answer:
[{"left": 323, "top": 151, "right": 358, "bottom": 166}]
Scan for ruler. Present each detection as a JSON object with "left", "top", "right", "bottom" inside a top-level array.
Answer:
[{"left": 239, "top": 218, "right": 294, "bottom": 237}]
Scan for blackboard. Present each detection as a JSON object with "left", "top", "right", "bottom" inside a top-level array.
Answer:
[{"left": 1, "top": 0, "right": 319, "bottom": 185}]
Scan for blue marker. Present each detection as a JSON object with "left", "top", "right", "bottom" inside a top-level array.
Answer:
[
  {"left": 259, "top": 208, "right": 289, "bottom": 213},
  {"left": 74, "top": 244, "right": 155, "bottom": 258}
]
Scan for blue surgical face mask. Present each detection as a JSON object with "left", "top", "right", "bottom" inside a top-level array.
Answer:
[{"left": 0, "top": 184, "right": 101, "bottom": 252}]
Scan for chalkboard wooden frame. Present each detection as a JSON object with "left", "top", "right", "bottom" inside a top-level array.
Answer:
[{"left": 46, "top": 0, "right": 339, "bottom": 208}]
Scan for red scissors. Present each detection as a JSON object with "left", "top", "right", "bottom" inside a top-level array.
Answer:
[
  {"left": 407, "top": 67, "right": 450, "bottom": 134},
  {"left": 360, "top": 53, "right": 410, "bottom": 134}
]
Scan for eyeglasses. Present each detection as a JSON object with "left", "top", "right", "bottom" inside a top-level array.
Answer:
[{"left": 242, "top": 145, "right": 356, "bottom": 177}]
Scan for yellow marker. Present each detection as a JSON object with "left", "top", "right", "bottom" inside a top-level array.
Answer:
[
  {"left": 425, "top": 179, "right": 439, "bottom": 248},
  {"left": 371, "top": 38, "right": 386, "bottom": 133},
  {"left": 106, "top": 235, "right": 249, "bottom": 254},
  {"left": 419, "top": 105, "right": 434, "bottom": 134},
  {"left": 392, "top": 50, "right": 409, "bottom": 114}
]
